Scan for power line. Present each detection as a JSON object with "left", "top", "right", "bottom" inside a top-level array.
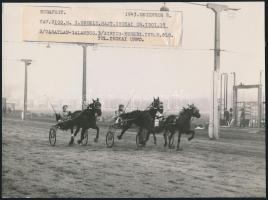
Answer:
[
  {"left": 2, "top": 58, "right": 36, "bottom": 62},
  {"left": 2, "top": 40, "right": 215, "bottom": 52},
  {"left": 3, "top": 41, "right": 240, "bottom": 54},
  {"left": 3, "top": 40, "right": 242, "bottom": 54},
  {"left": 2, "top": 58, "right": 22, "bottom": 62},
  {"left": 183, "top": 2, "right": 207, "bottom": 7}
]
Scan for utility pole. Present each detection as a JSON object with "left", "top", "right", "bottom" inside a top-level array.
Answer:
[
  {"left": 82, "top": 44, "right": 88, "bottom": 110},
  {"left": 21, "top": 59, "right": 32, "bottom": 120},
  {"left": 78, "top": 43, "right": 93, "bottom": 110},
  {"left": 224, "top": 74, "right": 228, "bottom": 111},
  {"left": 260, "top": 70, "right": 263, "bottom": 85},
  {"left": 220, "top": 73, "right": 228, "bottom": 122},
  {"left": 47, "top": 42, "right": 94, "bottom": 110},
  {"left": 207, "top": 3, "right": 240, "bottom": 139},
  {"left": 231, "top": 72, "right": 236, "bottom": 109},
  {"left": 231, "top": 72, "right": 236, "bottom": 87},
  {"left": 160, "top": 2, "right": 169, "bottom": 11},
  {"left": 259, "top": 70, "right": 263, "bottom": 127}
]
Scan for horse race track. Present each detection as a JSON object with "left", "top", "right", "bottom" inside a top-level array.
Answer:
[{"left": 2, "top": 118, "right": 266, "bottom": 198}]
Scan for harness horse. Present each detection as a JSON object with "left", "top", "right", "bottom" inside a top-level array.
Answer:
[
  {"left": 163, "top": 104, "right": 201, "bottom": 150},
  {"left": 48, "top": 99, "right": 102, "bottom": 146},
  {"left": 105, "top": 97, "right": 163, "bottom": 148}
]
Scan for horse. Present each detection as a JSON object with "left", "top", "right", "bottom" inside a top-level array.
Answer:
[
  {"left": 54, "top": 110, "right": 82, "bottom": 139},
  {"left": 56, "top": 99, "right": 102, "bottom": 145},
  {"left": 163, "top": 104, "right": 201, "bottom": 150},
  {"left": 117, "top": 97, "right": 163, "bottom": 146}
]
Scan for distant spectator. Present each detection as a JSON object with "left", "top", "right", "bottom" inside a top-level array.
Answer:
[
  {"left": 224, "top": 108, "right": 230, "bottom": 126},
  {"left": 229, "top": 108, "right": 233, "bottom": 120},
  {"left": 229, "top": 108, "right": 233, "bottom": 125},
  {"left": 2, "top": 106, "right": 6, "bottom": 114},
  {"left": 7, "top": 107, "right": 12, "bottom": 113},
  {"left": 240, "top": 108, "right": 245, "bottom": 127}
]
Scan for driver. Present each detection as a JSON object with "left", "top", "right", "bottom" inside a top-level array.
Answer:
[
  {"left": 114, "top": 104, "right": 125, "bottom": 124},
  {"left": 58, "top": 105, "right": 71, "bottom": 122}
]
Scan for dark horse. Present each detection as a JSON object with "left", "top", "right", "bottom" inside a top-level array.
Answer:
[
  {"left": 56, "top": 99, "right": 102, "bottom": 145},
  {"left": 163, "top": 104, "right": 201, "bottom": 150},
  {"left": 55, "top": 110, "right": 82, "bottom": 143},
  {"left": 117, "top": 97, "right": 163, "bottom": 146}
]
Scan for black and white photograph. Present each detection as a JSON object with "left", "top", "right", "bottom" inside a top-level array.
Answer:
[{"left": 2, "top": 2, "right": 266, "bottom": 198}]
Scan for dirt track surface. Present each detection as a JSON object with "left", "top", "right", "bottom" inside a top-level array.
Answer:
[{"left": 2, "top": 118, "right": 266, "bottom": 198}]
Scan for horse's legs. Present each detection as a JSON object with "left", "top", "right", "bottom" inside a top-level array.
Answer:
[
  {"left": 152, "top": 130, "right": 157, "bottom": 145},
  {"left": 168, "top": 130, "right": 175, "bottom": 149},
  {"left": 144, "top": 127, "right": 156, "bottom": 145},
  {"left": 92, "top": 125, "right": 100, "bottom": 143},
  {"left": 78, "top": 128, "right": 86, "bottom": 144},
  {"left": 74, "top": 127, "right": 80, "bottom": 137},
  {"left": 144, "top": 129, "right": 150, "bottom": 142},
  {"left": 163, "top": 129, "right": 168, "bottom": 147},
  {"left": 69, "top": 126, "right": 80, "bottom": 145},
  {"left": 117, "top": 122, "right": 132, "bottom": 140},
  {"left": 176, "top": 131, "right": 182, "bottom": 151},
  {"left": 188, "top": 130, "right": 195, "bottom": 141},
  {"left": 136, "top": 127, "right": 143, "bottom": 143}
]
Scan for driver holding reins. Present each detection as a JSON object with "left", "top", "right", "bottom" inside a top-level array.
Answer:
[
  {"left": 114, "top": 104, "right": 125, "bottom": 124},
  {"left": 58, "top": 105, "right": 71, "bottom": 122}
]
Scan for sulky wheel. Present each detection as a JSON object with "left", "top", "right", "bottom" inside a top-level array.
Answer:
[
  {"left": 106, "top": 131, "right": 114, "bottom": 148},
  {"left": 80, "top": 130, "right": 88, "bottom": 146},
  {"left": 49, "top": 127, "right": 57, "bottom": 146}
]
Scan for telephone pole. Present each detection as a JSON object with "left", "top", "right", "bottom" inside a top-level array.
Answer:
[
  {"left": 230, "top": 72, "right": 236, "bottom": 109},
  {"left": 78, "top": 43, "right": 94, "bottom": 110},
  {"left": 82, "top": 44, "right": 88, "bottom": 110},
  {"left": 21, "top": 59, "right": 32, "bottom": 120},
  {"left": 207, "top": 3, "right": 240, "bottom": 139}
]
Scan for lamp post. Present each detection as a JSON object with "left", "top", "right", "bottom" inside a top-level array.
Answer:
[
  {"left": 259, "top": 69, "right": 263, "bottom": 127},
  {"left": 207, "top": 3, "right": 239, "bottom": 139},
  {"left": 260, "top": 70, "right": 263, "bottom": 85},
  {"left": 21, "top": 59, "right": 32, "bottom": 120},
  {"left": 220, "top": 73, "right": 228, "bottom": 122},
  {"left": 160, "top": 2, "right": 169, "bottom": 11},
  {"left": 78, "top": 43, "right": 95, "bottom": 110},
  {"left": 46, "top": 42, "right": 94, "bottom": 110},
  {"left": 81, "top": 43, "right": 88, "bottom": 110},
  {"left": 230, "top": 72, "right": 236, "bottom": 109},
  {"left": 231, "top": 72, "right": 236, "bottom": 87},
  {"left": 224, "top": 74, "right": 228, "bottom": 111}
]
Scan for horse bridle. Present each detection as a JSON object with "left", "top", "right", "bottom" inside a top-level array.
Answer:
[{"left": 93, "top": 102, "right": 101, "bottom": 110}]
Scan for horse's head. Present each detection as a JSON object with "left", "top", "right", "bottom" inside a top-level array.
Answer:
[
  {"left": 188, "top": 104, "right": 201, "bottom": 118},
  {"left": 149, "top": 97, "right": 164, "bottom": 113},
  {"left": 88, "top": 98, "right": 102, "bottom": 116}
]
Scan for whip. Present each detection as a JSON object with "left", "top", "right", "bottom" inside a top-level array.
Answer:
[
  {"left": 44, "top": 94, "right": 57, "bottom": 114},
  {"left": 124, "top": 91, "right": 136, "bottom": 112}
]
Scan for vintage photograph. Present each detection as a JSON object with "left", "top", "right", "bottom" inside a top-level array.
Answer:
[{"left": 2, "top": 2, "right": 265, "bottom": 198}]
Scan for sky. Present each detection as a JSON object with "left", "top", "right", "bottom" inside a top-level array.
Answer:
[{"left": 2, "top": 2, "right": 265, "bottom": 104}]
